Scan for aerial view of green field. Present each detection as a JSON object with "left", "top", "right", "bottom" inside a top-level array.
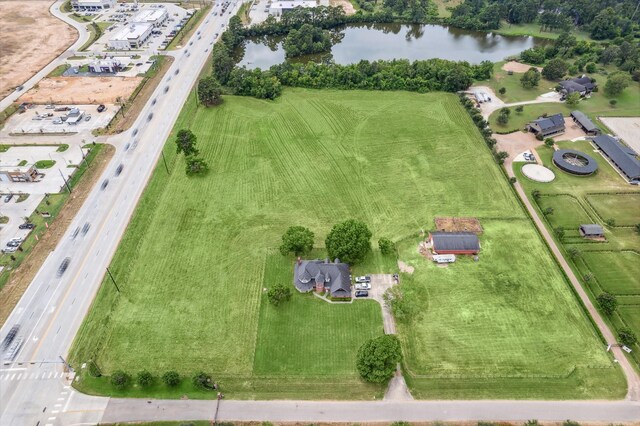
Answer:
[
  {"left": 516, "top": 139, "right": 640, "bottom": 370},
  {"left": 70, "top": 89, "right": 624, "bottom": 400}
]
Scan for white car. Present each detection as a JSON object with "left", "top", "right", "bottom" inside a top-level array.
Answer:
[
  {"left": 355, "top": 283, "right": 371, "bottom": 290},
  {"left": 354, "top": 275, "right": 371, "bottom": 283}
]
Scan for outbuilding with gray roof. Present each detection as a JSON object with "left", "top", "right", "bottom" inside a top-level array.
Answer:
[{"left": 591, "top": 134, "right": 640, "bottom": 184}]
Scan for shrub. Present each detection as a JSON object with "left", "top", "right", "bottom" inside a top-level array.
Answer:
[
  {"left": 498, "top": 87, "right": 506, "bottom": 95},
  {"left": 162, "top": 370, "right": 180, "bottom": 387},
  {"left": 88, "top": 360, "right": 102, "bottom": 377},
  {"left": 544, "top": 138, "right": 555, "bottom": 147},
  {"left": 515, "top": 105, "right": 524, "bottom": 113},
  {"left": 192, "top": 371, "right": 214, "bottom": 390},
  {"left": 605, "top": 218, "right": 616, "bottom": 227},
  {"left": 137, "top": 370, "right": 154, "bottom": 388},
  {"left": 110, "top": 370, "right": 130, "bottom": 390},
  {"left": 596, "top": 292, "right": 617, "bottom": 316},
  {"left": 509, "top": 177, "right": 517, "bottom": 184},
  {"left": 536, "top": 133, "right": 544, "bottom": 141},
  {"left": 618, "top": 327, "right": 637, "bottom": 347},
  {"left": 378, "top": 238, "right": 396, "bottom": 256},
  {"left": 609, "top": 99, "right": 617, "bottom": 107}
]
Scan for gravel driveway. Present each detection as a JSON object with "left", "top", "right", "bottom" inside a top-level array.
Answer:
[{"left": 369, "top": 274, "right": 396, "bottom": 334}]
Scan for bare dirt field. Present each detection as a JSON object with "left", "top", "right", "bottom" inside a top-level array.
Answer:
[
  {"left": 0, "top": 1, "right": 77, "bottom": 99},
  {"left": 330, "top": 0, "right": 356, "bottom": 15},
  {"left": 434, "top": 217, "right": 483, "bottom": 234},
  {"left": 599, "top": 116, "right": 640, "bottom": 153},
  {"left": 502, "top": 61, "right": 543, "bottom": 73},
  {"left": 20, "top": 76, "right": 143, "bottom": 105}
]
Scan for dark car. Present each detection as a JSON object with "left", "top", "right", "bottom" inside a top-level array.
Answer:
[
  {"left": 18, "top": 223, "right": 35, "bottom": 229},
  {"left": 97, "top": 104, "right": 106, "bottom": 113},
  {"left": 355, "top": 290, "right": 369, "bottom": 298},
  {"left": 57, "top": 257, "right": 71, "bottom": 277},
  {"left": 101, "top": 179, "right": 109, "bottom": 190},
  {"left": 81, "top": 222, "right": 90, "bottom": 235},
  {"left": 115, "top": 164, "right": 124, "bottom": 176},
  {"left": 1, "top": 325, "right": 20, "bottom": 350}
]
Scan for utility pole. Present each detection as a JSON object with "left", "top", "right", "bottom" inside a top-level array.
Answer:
[
  {"left": 80, "top": 146, "right": 89, "bottom": 168},
  {"left": 58, "top": 169, "right": 72, "bottom": 193},
  {"left": 106, "top": 267, "right": 120, "bottom": 293},
  {"left": 161, "top": 151, "right": 170, "bottom": 174}
]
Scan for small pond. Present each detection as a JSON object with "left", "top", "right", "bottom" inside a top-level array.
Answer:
[{"left": 236, "top": 23, "right": 546, "bottom": 69}]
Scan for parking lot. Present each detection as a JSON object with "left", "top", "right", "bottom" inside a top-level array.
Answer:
[
  {"left": 87, "top": 3, "right": 192, "bottom": 54},
  {"left": 0, "top": 193, "right": 44, "bottom": 249},
  {"left": 62, "top": 55, "right": 156, "bottom": 78},
  {"left": 2, "top": 104, "right": 116, "bottom": 135}
]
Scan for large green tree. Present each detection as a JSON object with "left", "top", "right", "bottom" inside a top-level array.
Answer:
[
  {"left": 596, "top": 292, "right": 618, "bottom": 316},
  {"left": 356, "top": 335, "right": 402, "bottom": 383},
  {"left": 185, "top": 156, "right": 209, "bottom": 176},
  {"left": 267, "top": 284, "right": 292, "bottom": 306},
  {"left": 279, "top": 225, "right": 314, "bottom": 256},
  {"left": 325, "top": 219, "right": 372, "bottom": 264},
  {"left": 211, "top": 43, "right": 235, "bottom": 84},
  {"left": 520, "top": 67, "right": 541, "bottom": 89},
  {"left": 175, "top": 129, "right": 198, "bottom": 156},
  {"left": 542, "top": 58, "right": 568, "bottom": 80},
  {"left": 198, "top": 75, "right": 223, "bottom": 106},
  {"left": 604, "top": 71, "right": 632, "bottom": 96}
]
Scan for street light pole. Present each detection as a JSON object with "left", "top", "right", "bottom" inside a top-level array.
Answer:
[
  {"left": 58, "top": 169, "right": 72, "bottom": 193},
  {"left": 106, "top": 267, "right": 121, "bottom": 293},
  {"left": 161, "top": 151, "right": 170, "bottom": 174}
]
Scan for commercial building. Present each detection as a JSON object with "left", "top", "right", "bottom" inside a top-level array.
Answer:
[
  {"left": 591, "top": 134, "right": 640, "bottom": 184},
  {"left": 0, "top": 165, "right": 39, "bottom": 183},
  {"left": 66, "top": 108, "right": 85, "bottom": 125},
  {"left": 88, "top": 59, "right": 122, "bottom": 73},
  {"left": 429, "top": 232, "right": 480, "bottom": 255},
  {"left": 269, "top": 1, "right": 317, "bottom": 17},
  {"left": 109, "top": 23, "right": 153, "bottom": 50},
  {"left": 71, "top": 0, "right": 116, "bottom": 11},
  {"left": 570, "top": 110, "right": 600, "bottom": 135},
  {"left": 527, "top": 113, "right": 565, "bottom": 138},
  {"left": 132, "top": 8, "right": 168, "bottom": 28}
]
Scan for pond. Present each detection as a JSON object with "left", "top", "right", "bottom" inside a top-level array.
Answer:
[{"left": 236, "top": 23, "right": 546, "bottom": 69}]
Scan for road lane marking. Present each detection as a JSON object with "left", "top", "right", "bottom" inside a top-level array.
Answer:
[
  {"left": 48, "top": 372, "right": 53, "bottom": 378},
  {"left": 0, "top": 367, "right": 26, "bottom": 372},
  {"left": 10, "top": 374, "right": 15, "bottom": 380},
  {"left": 16, "top": 373, "right": 22, "bottom": 380}
]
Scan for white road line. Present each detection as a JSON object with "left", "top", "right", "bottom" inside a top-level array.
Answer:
[
  {"left": 57, "top": 397, "right": 65, "bottom": 401},
  {"left": 16, "top": 373, "right": 22, "bottom": 380},
  {"left": 48, "top": 372, "right": 53, "bottom": 379},
  {"left": 41, "top": 372, "right": 47, "bottom": 379},
  {"left": 60, "top": 391, "right": 68, "bottom": 395},
  {"left": 63, "top": 391, "right": 73, "bottom": 412},
  {"left": 10, "top": 374, "right": 15, "bottom": 380},
  {"left": 54, "top": 404, "right": 62, "bottom": 408},
  {"left": 51, "top": 410, "right": 59, "bottom": 414},
  {"left": 63, "top": 385, "right": 70, "bottom": 389},
  {"left": 0, "top": 367, "right": 26, "bottom": 372},
  {"left": 48, "top": 417, "right": 56, "bottom": 421}
]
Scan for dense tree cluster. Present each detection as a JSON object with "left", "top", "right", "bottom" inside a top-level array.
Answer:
[
  {"left": 325, "top": 219, "right": 372, "bottom": 265},
  {"left": 356, "top": 335, "right": 402, "bottom": 383},
  {"left": 283, "top": 23, "right": 332, "bottom": 57},
  {"left": 448, "top": 0, "right": 640, "bottom": 38},
  {"left": 197, "top": 75, "right": 223, "bottom": 106}
]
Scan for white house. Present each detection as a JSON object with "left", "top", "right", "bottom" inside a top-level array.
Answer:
[
  {"left": 269, "top": 1, "right": 317, "bottom": 17},
  {"left": 109, "top": 23, "right": 153, "bottom": 50},
  {"left": 71, "top": 0, "right": 116, "bottom": 11},
  {"left": 132, "top": 7, "right": 168, "bottom": 28}
]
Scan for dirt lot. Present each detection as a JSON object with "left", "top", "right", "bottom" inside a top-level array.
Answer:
[
  {"left": 0, "top": 145, "right": 115, "bottom": 326},
  {"left": 330, "top": 0, "right": 356, "bottom": 15},
  {"left": 0, "top": 1, "right": 77, "bottom": 99},
  {"left": 502, "top": 61, "right": 543, "bottom": 73},
  {"left": 20, "top": 76, "right": 143, "bottom": 105},
  {"left": 434, "top": 217, "right": 483, "bottom": 233},
  {"left": 599, "top": 116, "right": 640, "bottom": 154}
]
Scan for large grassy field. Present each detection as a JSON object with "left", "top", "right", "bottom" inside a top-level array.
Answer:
[
  {"left": 71, "top": 89, "right": 624, "bottom": 399},
  {"left": 515, "top": 139, "right": 640, "bottom": 370}
]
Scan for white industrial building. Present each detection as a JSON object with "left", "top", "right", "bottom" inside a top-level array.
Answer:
[
  {"left": 109, "top": 23, "right": 153, "bottom": 50},
  {"left": 71, "top": 0, "right": 116, "bottom": 11},
  {"left": 269, "top": 1, "right": 317, "bottom": 17},
  {"left": 88, "top": 59, "right": 122, "bottom": 73},
  {"left": 132, "top": 7, "right": 169, "bottom": 27}
]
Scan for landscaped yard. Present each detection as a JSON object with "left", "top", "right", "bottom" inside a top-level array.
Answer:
[
  {"left": 515, "top": 139, "right": 640, "bottom": 370},
  {"left": 70, "top": 89, "right": 624, "bottom": 399}
]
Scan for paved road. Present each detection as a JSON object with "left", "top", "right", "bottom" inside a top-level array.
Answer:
[
  {"left": 102, "top": 399, "right": 640, "bottom": 423},
  {"left": 1, "top": 1, "right": 639, "bottom": 424},
  {"left": 0, "top": 1, "right": 90, "bottom": 113},
  {"left": 0, "top": 2, "right": 239, "bottom": 425}
]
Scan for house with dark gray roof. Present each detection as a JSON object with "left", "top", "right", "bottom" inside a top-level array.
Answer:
[
  {"left": 429, "top": 232, "right": 480, "bottom": 255},
  {"left": 527, "top": 113, "right": 565, "bottom": 138},
  {"left": 579, "top": 224, "right": 605, "bottom": 238},
  {"left": 570, "top": 111, "right": 600, "bottom": 135},
  {"left": 294, "top": 259, "right": 351, "bottom": 298},
  {"left": 559, "top": 75, "right": 596, "bottom": 96},
  {"left": 591, "top": 134, "right": 640, "bottom": 184}
]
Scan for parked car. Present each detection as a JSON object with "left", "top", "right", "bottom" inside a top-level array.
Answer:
[
  {"left": 354, "top": 275, "right": 371, "bottom": 283},
  {"left": 57, "top": 257, "right": 71, "bottom": 277},
  {"left": 355, "top": 283, "right": 371, "bottom": 290},
  {"left": 97, "top": 104, "right": 106, "bottom": 113},
  {"left": 18, "top": 223, "right": 35, "bottom": 230},
  {"left": 84, "top": 114, "right": 91, "bottom": 121},
  {"left": 355, "top": 290, "right": 369, "bottom": 298},
  {"left": 4, "top": 194, "right": 13, "bottom": 202}
]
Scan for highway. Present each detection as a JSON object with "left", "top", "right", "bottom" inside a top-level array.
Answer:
[
  {"left": 0, "top": 1, "right": 240, "bottom": 424},
  {"left": 1, "top": 1, "right": 639, "bottom": 424}
]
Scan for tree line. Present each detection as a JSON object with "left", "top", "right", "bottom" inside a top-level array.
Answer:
[{"left": 449, "top": 0, "right": 640, "bottom": 40}]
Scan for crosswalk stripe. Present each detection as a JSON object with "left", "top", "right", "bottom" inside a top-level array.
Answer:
[
  {"left": 10, "top": 374, "right": 15, "bottom": 380},
  {"left": 16, "top": 373, "right": 22, "bottom": 380}
]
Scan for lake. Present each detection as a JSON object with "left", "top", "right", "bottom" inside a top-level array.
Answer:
[{"left": 236, "top": 23, "right": 545, "bottom": 69}]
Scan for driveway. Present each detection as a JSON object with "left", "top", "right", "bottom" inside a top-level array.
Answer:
[{"left": 369, "top": 274, "right": 396, "bottom": 334}]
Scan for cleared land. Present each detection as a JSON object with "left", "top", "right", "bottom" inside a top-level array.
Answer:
[
  {"left": 20, "top": 76, "right": 142, "bottom": 105},
  {"left": 515, "top": 139, "right": 640, "bottom": 369},
  {"left": 0, "top": 1, "right": 77, "bottom": 98},
  {"left": 599, "top": 116, "right": 640, "bottom": 154},
  {"left": 71, "top": 89, "right": 623, "bottom": 399}
]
